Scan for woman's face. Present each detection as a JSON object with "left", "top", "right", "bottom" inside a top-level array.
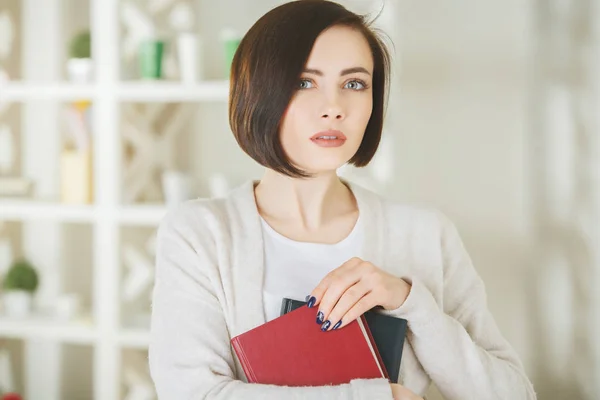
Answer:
[{"left": 279, "top": 25, "right": 374, "bottom": 175}]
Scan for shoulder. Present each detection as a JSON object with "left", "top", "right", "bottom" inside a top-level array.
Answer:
[
  {"left": 378, "top": 197, "right": 472, "bottom": 281},
  {"left": 352, "top": 182, "right": 454, "bottom": 240},
  {"left": 156, "top": 180, "right": 258, "bottom": 244},
  {"left": 349, "top": 181, "right": 462, "bottom": 252},
  {"left": 158, "top": 197, "right": 227, "bottom": 236},
  {"left": 154, "top": 198, "right": 228, "bottom": 264},
  {"left": 382, "top": 199, "right": 445, "bottom": 229},
  {"left": 382, "top": 199, "right": 464, "bottom": 263},
  {"left": 382, "top": 199, "right": 459, "bottom": 238}
]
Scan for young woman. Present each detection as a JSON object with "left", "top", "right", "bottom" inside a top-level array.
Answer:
[{"left": 148, "top": 1, "right": 537, "bottom": 399}]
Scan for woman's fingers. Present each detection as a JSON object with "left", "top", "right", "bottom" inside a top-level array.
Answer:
[
  {"left": 324, "top": 286, "right": 377, "bottom": 331},
  {"left": 306, "top": 258, "right": 383, "bottom": 331},
  {"left": 306, "top": 257, "right": 362, "bottom": 310}
]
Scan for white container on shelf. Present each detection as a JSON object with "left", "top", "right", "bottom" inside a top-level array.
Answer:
[
  {"left": 161, "top": 170, "right": 193, "bottom": 207},
  {"left": 177, "top": 33, "right": 203, "bottom": 83},
  {"left": 54, "top": 293, "right": 82, "bottom": 321},
  {"left": 2, "top": 290, "right": 33, "bottom": 318},
  {"left": 67, "top": 58, "right": 94, "bottom": 83}
]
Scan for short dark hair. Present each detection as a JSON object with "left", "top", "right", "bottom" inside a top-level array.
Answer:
[{"left": 229, "top": 0, "right": 391, "bottom": 178}]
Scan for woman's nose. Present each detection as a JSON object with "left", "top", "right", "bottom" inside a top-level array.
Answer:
[
  {"left": 321, "top": 105, "right": 345, "bottom": 120},
  {"left": 321, "top": 94, "right": 345, "bottom": 120}
]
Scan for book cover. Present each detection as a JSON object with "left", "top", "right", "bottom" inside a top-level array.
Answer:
[
  {"left": 231, "top": 304, "right": 389, "bottom": 386},
  {"left": 280, "top": 298, "right": 407, "bottom": 383}
]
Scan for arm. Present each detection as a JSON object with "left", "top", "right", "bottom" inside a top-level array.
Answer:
[
  {"left": 148, "top": 206, "right": 393, "bottom": 400},
  {"left": 382, "top": 212, "right": 537, "bottom": 400}
]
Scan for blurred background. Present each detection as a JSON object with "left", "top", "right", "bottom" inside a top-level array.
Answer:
[{"left": 0, "top": 0, "right": 598, "bottom": 399}]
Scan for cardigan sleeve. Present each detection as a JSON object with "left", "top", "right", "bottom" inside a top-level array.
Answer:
[
  {"left": 148, "top": 205, "right": 394, "bottom": 400},
  {"left": 381, "top": 212, "right": 537, "bottom": 400}
]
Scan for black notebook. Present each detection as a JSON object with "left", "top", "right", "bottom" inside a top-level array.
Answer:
[{"left": 280, "top": 298, "right": 408, "bottom": 383}]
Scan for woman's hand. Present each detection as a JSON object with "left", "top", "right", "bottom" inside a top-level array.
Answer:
[
  {"left": 307, "top": 257, "right": 411, "bottom": 331},
  {"left": 390, "top": 383, "right": 424, "bottom": 400}
]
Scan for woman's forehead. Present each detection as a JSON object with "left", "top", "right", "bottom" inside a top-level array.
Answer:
[{"left": 304, "top": 26, "right": 374, "bottom": 74}]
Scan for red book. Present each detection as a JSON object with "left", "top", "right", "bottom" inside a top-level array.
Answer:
[{"left": 231, "top": 304, "right": 389, "bottom": 386}]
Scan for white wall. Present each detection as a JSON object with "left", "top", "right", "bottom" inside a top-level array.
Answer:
[{"left": 385, "top": 2, "right": 538, "bottom": 398}]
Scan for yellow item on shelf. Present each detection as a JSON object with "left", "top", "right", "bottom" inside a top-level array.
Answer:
[
  {"left": 73, "top": 100, "right": 92, "bottom": 111},
  {"left": 60, "top": 148, "right": 93, "bottom": 204}
]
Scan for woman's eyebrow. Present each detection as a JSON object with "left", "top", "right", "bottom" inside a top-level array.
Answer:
[{"left": 303, "top": 67, "right": 371, "bottom": 76}]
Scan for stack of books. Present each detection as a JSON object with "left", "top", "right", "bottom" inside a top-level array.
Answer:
[{"left": 230, "top": 298, "right": 407, "bottom": 386}]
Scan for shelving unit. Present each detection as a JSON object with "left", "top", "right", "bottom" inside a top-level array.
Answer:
[{"left": 0, "top": 0, "right": 240, "bottom": 399}]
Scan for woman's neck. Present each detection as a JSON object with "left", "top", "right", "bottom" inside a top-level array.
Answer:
[{"left": 254, "top": 169, "right": 358, "bottom": 232}]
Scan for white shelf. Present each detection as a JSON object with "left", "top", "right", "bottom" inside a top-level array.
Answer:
[
  {"left": 0, "top": 80, "right": 229, "bottom": 103},
  {"left": 0, "top": 315, "right": 98, "bottom": 344},
  {"left": 118, "top": 204, "right": 168, "bottom": 225},
  {"left": 117, "top": 80, "right": 229, "bottom": 102},
  {"left": 0, "top": 82, "right": 95, "bottom": 101},
  {"left": 118, "top": 328, "right": 150, "bottom": 349},
  {"left": 0, "top": 199, "right": 97, "bottom": 222},
  {"left": 0, "top": 200, "right": 172, "bottom": 226}
]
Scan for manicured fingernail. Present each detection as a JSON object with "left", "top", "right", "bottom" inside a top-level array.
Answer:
[
  {"left": 333, "top": 321, "right": 342, "bottom": 330},
  {"left": 316, "top": 311, "right": 324, "bottom": 324},
  {"left": 321, "top": 320, "right": 331, "bottom": 331},
  {"left": 307, "top": 296, "right": 316, "bottom": 308}
]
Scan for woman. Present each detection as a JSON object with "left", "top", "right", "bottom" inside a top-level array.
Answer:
[{"left": 148, "top": 1, "right": 537, "bottom": 399}]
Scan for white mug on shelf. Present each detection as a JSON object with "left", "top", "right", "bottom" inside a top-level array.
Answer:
[{"left": 54, "top": 293, "right": 82, "bottom": 321}]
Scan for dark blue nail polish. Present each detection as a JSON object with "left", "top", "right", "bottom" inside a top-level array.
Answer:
[
  {"left": 333, "top": 321, "right": 342, "bottom": 330},
  {"left": 316, "top": 311, "right": 324, "bottom": 324},
  {"left": 307, "top": 296, "right": 316, "bottom": 308},
  {"left": 321, "top": 320, "right": 331, "bottom": 331}
]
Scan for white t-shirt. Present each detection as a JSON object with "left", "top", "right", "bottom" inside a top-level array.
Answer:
[{"left": 260, "top": 215, "right": 365, "bottom": 322}]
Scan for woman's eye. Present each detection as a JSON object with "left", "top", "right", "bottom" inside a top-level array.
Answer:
[
  {"left": 345, "top": 80, "right": 366, "bottom": 90},
  {"left": 299, "top": 79, "right": 314, "bottom": 89}
]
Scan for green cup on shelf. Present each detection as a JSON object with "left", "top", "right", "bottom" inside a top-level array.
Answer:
[
  {"left": 224, "top": 38, "right": 241, "bottom": 75},
  {"left": 139, "top": 39, "right": 165, "bottom": 79},
  {"left": 221, "top": 29, "right": 242, "bottom": 78}
]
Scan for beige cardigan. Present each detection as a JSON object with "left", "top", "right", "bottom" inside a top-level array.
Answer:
[{"left": 148, "top": 180, "right": 537, "bottom": 400}]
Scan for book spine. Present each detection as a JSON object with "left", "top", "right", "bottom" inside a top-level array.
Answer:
[
  {"left": 279, "top": 299, "right": 292, "bottom": 316},
  {"left": 231, "top": 338, "right": 257, "bottom": 383},
  {"left": 360, "top": 314, "right": 390, "bottom": 380}
]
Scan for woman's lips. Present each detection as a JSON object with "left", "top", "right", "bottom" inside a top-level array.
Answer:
[{"left": 310, "top": 130, "right": 347, "bottom": 147}]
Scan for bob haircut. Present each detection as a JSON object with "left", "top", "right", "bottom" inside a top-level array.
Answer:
[{"left": 229, "top": 0, "right": 391, "bottom": 178}]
